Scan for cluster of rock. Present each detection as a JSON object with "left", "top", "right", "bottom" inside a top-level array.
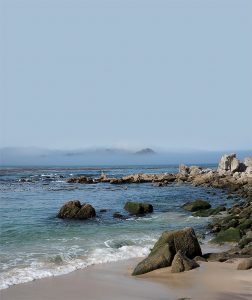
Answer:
[
  {"left": 217, "top": 154, "right": 252, "bottom": 177},
  {"left": 182, "top": 199, "right": 226, "bottom": 217},
  {"left": 57, "top": 200, "right": 96, "bottom": 220},
  {"left": 132, "top": 227, "right": 201, "bottom": 275},
  {"left": 57, "top": 200, "right": 154, "bottom": 220}
]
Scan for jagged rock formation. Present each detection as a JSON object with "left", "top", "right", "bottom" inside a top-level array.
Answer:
[{"left": 132, "top": 227, "right": 202, "bottom": 275}]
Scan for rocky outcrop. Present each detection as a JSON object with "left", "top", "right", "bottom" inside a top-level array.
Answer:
[
  {"left": 132, "top": 227, "right": 202, "bottom": 275},
  {"left": 171, "top": 250, "right": 199, "bottom": 273},
  {"left": 217, "top": 153, "right": 247, "bottom": 175},
  {"left": 182, "top": 199, "right": 211, "bottom": 212},
  {"left": 57, "top": 200, "right": 96, "bottom": 220},
  {"left": 124, "top": 201, "right": 153, "bottom": 215}
]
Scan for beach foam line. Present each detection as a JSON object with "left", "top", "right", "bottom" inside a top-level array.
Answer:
[{"left": 0, "top": 244, "right": 151, "bottom": 290}]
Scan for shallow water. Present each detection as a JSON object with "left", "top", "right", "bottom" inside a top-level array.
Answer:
[{"left": 0, "top": 164, "right": 236, "bottom": 289}]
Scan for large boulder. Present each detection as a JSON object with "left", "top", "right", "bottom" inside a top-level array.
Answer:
[
  {"left": 171, "top": 250, "right": 199, "bottom": 273},
  {"left": 182, "top": 199, "right": 211, "bottom": 212},
  {"left": 132, "top": 227, "right": 202, "bottom": 275},
  {"left": 124, "top": 201, "right": 153, "bottom": 215},
  {"left": 217, "top": 153, "right": 243, "bottom": 174},
  {"left": 57, "top": 200, "right": 96, "bottom": 220}
]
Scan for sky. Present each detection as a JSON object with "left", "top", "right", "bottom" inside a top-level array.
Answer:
[{"left": 0, "top": 0, "right": 251, "bottom": 151}]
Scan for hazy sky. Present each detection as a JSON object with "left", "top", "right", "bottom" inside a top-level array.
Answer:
[{"left": 1, "top": 0, "right": 251, "bottom": 151}]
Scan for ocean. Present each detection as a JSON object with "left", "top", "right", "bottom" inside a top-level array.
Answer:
[{"left": 0, "top": 164, "right": 235, "bottom": 289}]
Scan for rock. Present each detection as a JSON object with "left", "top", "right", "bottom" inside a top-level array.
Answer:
[
  {"left": 113, "top": 212, "right": 125, "bottom": 219},
  {"left": 100, "top": 173, "right": 111, "bottom": 182},
  {"left": 211, "top": 227, "right": 241, "bottom": 244},
  {"left": 193, "top": 205, "right": 226, "bottom": 217},
  {"left": 76, "top": 203, "right": 96, "bottom": 220},
  {"left": 237, "top": 258, "right": 252, "bottom": 270},
  {"left": 179, "top": 164, "right": 190, "bottom": 175},
  {"left": 100, "top": 209, "right": 107, "bottom": 212},
  {"left": 132, "top": 227, "right": 202, "bottom": 275},
  {"left": 241, "top": 245, "right": 252, "bottom": 255},
  {"left": 182, "top": 199, "right": 211, "bottom": 212},
  {"left": 217, "top": 153, "right": 243, "bottom": 174},
  {"left": 238, "top": 236, "right": 252, "bottom": 248},
  {"left": 244, "top": 157, "right": 252, "bottom": 167},
  {"left": 238, "top": 219, "right": 252, "bottom": 231},
  {"left": 194, "top": 256, "right": 207, "bottom": 262},
  {"left": 124, "top": 201, "right": 153, "bottom": 215},
  {"left": 189, "top": 166, "right": 202, "bottom": 175},
  {"left": 57, "top": 200, "right": 96, "bottom": 220},
  {"left": 67, "top": 176, "right": 96, "bottom": 184},
  {"left": 203, "top": 252, "right": 231, "bottom": 262},
  {"left": 171, "top": 250, "right": 199, "bottom": 273}
]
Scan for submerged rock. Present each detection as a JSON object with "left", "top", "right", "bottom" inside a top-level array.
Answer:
[
  {"left": 57, "top": 200, "right": 96, "bottom": 220},
  {"left": 132, "top": 227, "right": 202, "bottom": 275},
  {"left": 171, "top": 250, "right": 199, "bottom": 273},
  {"left": 113, "top": 212, "right": 125, "bottom": 219},
  {"left": 182, "top": 199, "right": 211, "bottom": 212},
  {"left": 124, "top": 201, "right": 153, "bottom": 215}
]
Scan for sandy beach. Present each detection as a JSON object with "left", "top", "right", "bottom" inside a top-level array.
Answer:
[{"left": 1, "top": 257, "right": 251, "bottom": 300}]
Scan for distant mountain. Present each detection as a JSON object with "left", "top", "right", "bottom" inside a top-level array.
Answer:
[
  {"left": 0, "top": 146, "right": 251, "bottom": 166},
  {"left": 135, "top": 148, "right": 156, "bottom": 155}
]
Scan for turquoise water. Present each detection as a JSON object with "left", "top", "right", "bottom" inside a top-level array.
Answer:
[{"left": 0, "top": 165, "right": 233, "bottom": 289}]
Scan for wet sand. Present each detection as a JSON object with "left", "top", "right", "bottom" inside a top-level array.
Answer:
[{"left": 1, "top": 258, "right": 251, "bottom": 300}]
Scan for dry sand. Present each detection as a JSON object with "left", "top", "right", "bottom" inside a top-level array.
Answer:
[{"left": 1, "top": 257, "right": 251, "bottom": 300}]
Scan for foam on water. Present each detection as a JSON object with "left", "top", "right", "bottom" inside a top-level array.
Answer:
[{"left": 0, "top": 243, "right": 151, "bottom": 290}]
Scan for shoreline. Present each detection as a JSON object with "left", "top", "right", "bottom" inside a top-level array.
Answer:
[{"left": 1, "top": 257, "right": 251, "bottom": 300}]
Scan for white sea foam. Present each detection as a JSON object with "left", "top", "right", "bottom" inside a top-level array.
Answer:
[{"left": 0, "top": 244, "right": 151, "bottom": 290}]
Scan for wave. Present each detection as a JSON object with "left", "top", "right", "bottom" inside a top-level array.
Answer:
[{"left": 0, "top": 243, "right": 151, "bottom": 290}]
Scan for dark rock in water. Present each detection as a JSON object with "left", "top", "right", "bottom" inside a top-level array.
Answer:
[
  {"left": 75, "top": 204, "right": 96, "bottom": 220},
  {"left": 171, "top": 250, "right": 199, "bottom": 273},
  {"left": 124, "top": 201, "right": 153, "bottom": 215},
  {"left": 57, "top": 200, "right": 81, "bottom": 219},
  {"left": 237, "top": 258, "right": 252, "bottom": 270},
  {"left": 193, "top": 205, "right": 226, "bottom": 217},
  {"left": 182, "top": 199, "right": 211, "bottom": 212},
  {"left": 100, "top": 209, "right": 107, "bottom": 213},
  {"left": 211, "top": 227, "right": 241, "bottom": 244},
  {"left": 57, "top": 200, "right": 96, "bottom": 220},
  {"left": 113, "top": 212, "right": 125, "bottom": 219},
  {"left": 67, "top": 176, "right": 96, "bottom": 184},
  {"left": 132, "top": 227, "right": 202, "bottom": 275}
]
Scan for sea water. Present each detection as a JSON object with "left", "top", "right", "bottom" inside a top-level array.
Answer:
[{"left": 0, "top": 164, "right": 234, "bottom": 289}]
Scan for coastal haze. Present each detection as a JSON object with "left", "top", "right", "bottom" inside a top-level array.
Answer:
[
  {"left": 0, "top": 147, "right": 251, "bottom": 166},
  {"left": 1, "top": 0, "right": 252, "bottom": 299},
  {"left": 1, "top": 0, "right": 251, "bottom": 157}
]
